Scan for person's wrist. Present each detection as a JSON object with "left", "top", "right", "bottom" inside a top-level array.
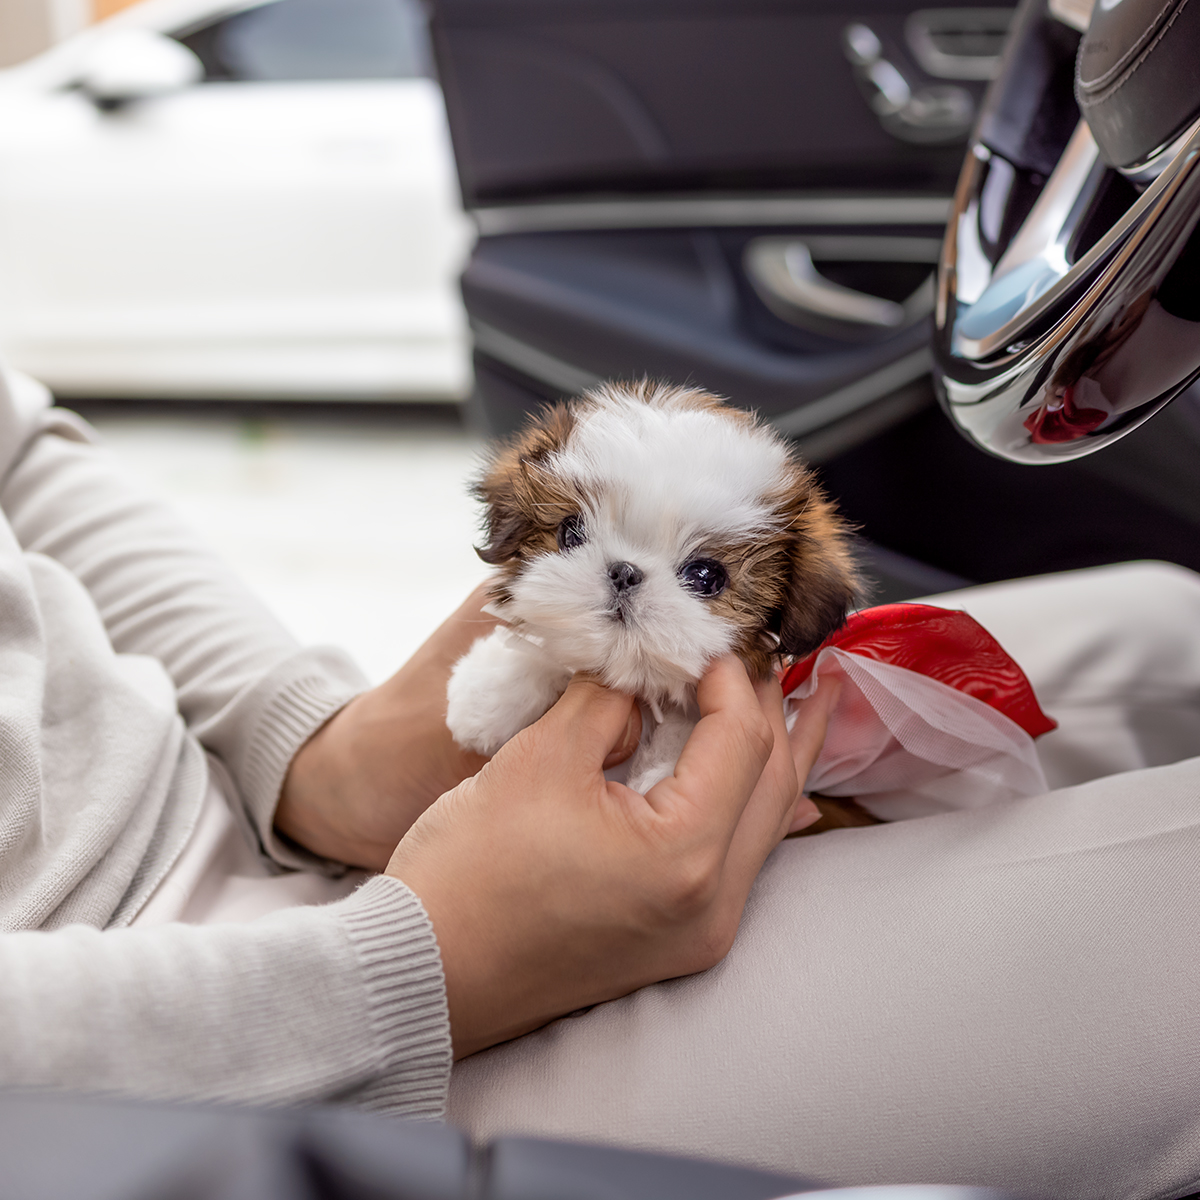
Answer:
[
  {"left": 277, "top": 583, "right": 500, "bottom": 870},
  {"left": 387, "top": 828, "right": 563, "bottom": 1059},
  {"left": 276, "top": 693, "right": 390, "bottom": 868}
]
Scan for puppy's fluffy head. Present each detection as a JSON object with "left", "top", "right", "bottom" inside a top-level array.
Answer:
[{"left": 474, "top": 381, "right": 859, "bottom": 706}]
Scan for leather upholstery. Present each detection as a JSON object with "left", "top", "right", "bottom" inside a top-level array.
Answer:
[{"left": 1076, "top": 0, "right": 1200, "bottom": 167}]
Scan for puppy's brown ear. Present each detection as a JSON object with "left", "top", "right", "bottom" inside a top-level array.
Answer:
[
  {"left": 473, "top": 463, "right": 530, "bottom": 565},
  {"left": 775, "top": 541, "right": 859, "bottom": 657},
  {"left": 472, "top": 402, "right": 577, "bottom": 565},
  {"left": 772, "top": 476, "right": 860, "bottom": 658},
  {"left": 474, "top": 514, "right": 527, "bottom": 565}
]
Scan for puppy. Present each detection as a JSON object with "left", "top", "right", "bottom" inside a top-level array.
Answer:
[{"left": 446, "top": 381, "right": 859, "bottom": 792}]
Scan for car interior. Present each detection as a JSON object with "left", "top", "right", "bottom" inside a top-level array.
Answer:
[
  {"left": 426, "top": 0, "right": 1200, "bottom": 603},
  {"left": 5, "top": 0, "right": 1200, "bottom": 1194}
]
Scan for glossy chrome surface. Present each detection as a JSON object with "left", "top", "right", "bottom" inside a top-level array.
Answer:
[
  {"left": 1121, "top": 116, "right": 1200, "bottom": 185},
  {"left": 935, "top": 105, "right": 1200, "bottom": 462},
  {"left": 771, "top": 1187, "right": 1010, "bottom": 1200},
  {"left": 952, "top": 121, "right": 1102, "bottom": 359},
  {"left": 745, "top": 239, "right": 935, "bottom": 329}
]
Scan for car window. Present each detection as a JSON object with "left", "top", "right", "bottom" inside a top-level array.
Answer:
[{"left": 175, "top": 0, "right": 431, "bottom": 82}]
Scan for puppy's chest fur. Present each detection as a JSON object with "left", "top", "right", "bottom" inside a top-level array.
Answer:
[{"left": 446, "top": 381, "right": 858, "bottom": 788}]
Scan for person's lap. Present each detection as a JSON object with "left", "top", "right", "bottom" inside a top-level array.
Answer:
[
  {"left": 930, "top": 561, "right": 1200, "bottom": 791},
  {"left": 446, "top": 562, "right": 1200, "bottom": 1199}
]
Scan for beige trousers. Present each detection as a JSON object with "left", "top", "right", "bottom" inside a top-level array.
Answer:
[{"left": 447, "top": 562, "right": 1200, "bottom": 1200}]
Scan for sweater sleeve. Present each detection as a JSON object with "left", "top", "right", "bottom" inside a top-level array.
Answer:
[
  {"left": 0, "top": 875, "right": 452, "bottom": 1116},
  {"left": 0, "top": 406, "right": 369, "bottom": 871}
]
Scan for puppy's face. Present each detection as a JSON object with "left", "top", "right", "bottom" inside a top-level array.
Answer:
[{"left": 475, "top": 382, "right": 858, "bottom": 705}]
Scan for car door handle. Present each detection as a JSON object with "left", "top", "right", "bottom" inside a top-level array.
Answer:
[{"left": 745, "top": 240, "right": 908, "bottom": 328}]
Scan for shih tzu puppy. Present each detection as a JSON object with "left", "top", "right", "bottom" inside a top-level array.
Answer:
[{"left": 446, "top": 381, "right": 859, "bottom": 792}]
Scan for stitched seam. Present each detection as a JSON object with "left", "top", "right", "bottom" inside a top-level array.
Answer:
[{"left": 1078, "top": 0, "right": 1190, "bottom": 104}]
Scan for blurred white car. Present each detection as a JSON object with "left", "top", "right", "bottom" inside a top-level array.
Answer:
[{"left": 0, "top": 0, "right": 474, "bottom": 400}]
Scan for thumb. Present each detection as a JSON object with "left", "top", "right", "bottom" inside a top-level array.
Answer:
[
  {"left": 786, "top": 674, "right": 842, "bottom": 780},
  {"left": 538, "top": 673, "right": 641, "bottom": 768}
]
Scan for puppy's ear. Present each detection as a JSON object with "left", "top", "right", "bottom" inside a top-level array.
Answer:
[
  {"left": 772, "top": 474, "right": 860, "bottom": 658},
  {"left": 774, "top": 539, "right": 859, "bottom": 657},
  {"left": 472, "top": 402, "right": 577, "bottom": 565},
  {"left": 473, "top": 463, "right": 530, "bottom": 565}
]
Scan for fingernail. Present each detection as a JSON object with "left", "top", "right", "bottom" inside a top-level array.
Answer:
[{"left": 787, "top": 796, "right": 822, "bottom": 833}]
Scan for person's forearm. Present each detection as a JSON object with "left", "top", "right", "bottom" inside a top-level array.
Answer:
[
  {"left": 0, "top": 877, "right": 451, "bottom": 1114},
  {"left": 0, "top": 419, "right": 370, "bottom": 864}
]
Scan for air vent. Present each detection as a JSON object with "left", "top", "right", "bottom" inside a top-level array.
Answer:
[{"left": 905, "top": 8, "right": 1015, "bottom": 80}]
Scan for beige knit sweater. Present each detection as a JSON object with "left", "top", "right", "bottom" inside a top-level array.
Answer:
[{"left": 0, "top": 369, "right": 452, "bottom": 1113}]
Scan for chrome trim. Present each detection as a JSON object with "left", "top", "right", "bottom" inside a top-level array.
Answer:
[
  {"left": 1047, "top": 0, "right": 1094, "bottom": 32},
  {"left": 746, "top": 241, "right": 907, "bottom": 328},
  {"left": 948, "top": 117, "right": 1200, "bottom": 364},
  {"left": 954, "top": 121, "right": 1102, "bottom": 359},
  {"left": 745, "top": 238, "right": 937, "bottom": 332},
  {"left": 471, "top": 196, "right": 953, "bottom": 237},
  {"left": 905, "top": 8, "right": 1014, "bottom": 81},
  {"left": 772, "top": 348, "right": 932, "bottom": 437},
  {"left": 1121, "top": 116, "right": 1200, "bottom": 185},
  {"left": 991, "top": 122, "right": 1099, "bottom": 283},
  {"left": 935, "top": 98, "right": 1200, "bottom": 462},
  {"left": 471, "top": 322, "right": 601, "bottom": 395},
  {"left": 770, "top": 1181, "right": 1004, "bottom": 1198}
]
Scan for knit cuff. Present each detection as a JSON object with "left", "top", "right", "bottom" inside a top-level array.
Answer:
[
  {"left": 334, "top": 875, "right": 453, "bottom": 1117},
  {"left": 203, "top": 646, "right": 370, "bottom": 874}
]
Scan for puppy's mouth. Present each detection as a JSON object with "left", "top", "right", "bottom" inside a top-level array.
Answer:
[{"left": 607, "top": 596, "right": 634, "bottom": 625}]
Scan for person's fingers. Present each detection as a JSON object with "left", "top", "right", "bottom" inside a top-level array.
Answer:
[
  {"left": 602, "top": 700, "right": 643, "bottom": 770},
  {"left": 753, "top": 673, "right": 803, "bottom": 831},
  {"left": 787, "top": 796, "right": 823, "bottom": 834},
  {"left": 714, "top": 674, "right": 804, "bottom": 887},
  {"left": 786, "top": 674, "right": 842, "bottom": 783},
  {"left": 526, "top": 673, "right": 641, "bottom": 770},
  {"left": 649, "top": 655, "right": 773, "bottom": 836},
  {"left": 782, "top": 676, "right": 842, "bottom": 831}
]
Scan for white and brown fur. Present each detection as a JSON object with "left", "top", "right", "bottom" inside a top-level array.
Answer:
[{"left": 446, "top": 381, "right": 860, "bottom": 792}]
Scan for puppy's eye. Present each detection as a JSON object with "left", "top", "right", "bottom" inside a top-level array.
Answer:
[
  {"left": 679, "top": 558, "right": 727, "bottom": 597},
  {"left": 556, "top": 514, "right": 587, "bottom": 552}
]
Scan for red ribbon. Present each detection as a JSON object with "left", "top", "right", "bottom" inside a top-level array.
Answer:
[{"left": 781, "top": 603, "right": 1057, "bottom": 738}]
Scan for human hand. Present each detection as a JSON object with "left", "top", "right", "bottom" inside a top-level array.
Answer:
[
  {"left": 275, "top": 584, "right": 501, "bottom": 870},
  {"left": 387, "top": 657, "right": 838, "bottom": 1059}
]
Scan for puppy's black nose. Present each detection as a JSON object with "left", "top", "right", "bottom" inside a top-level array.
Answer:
[{"left": 607, "top": 561, "right": 643, "bottom": 592}]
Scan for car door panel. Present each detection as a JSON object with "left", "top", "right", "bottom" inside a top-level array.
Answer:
[
  {"left": 429, "top": 0, "right": 1200, "bottom": 590},
  {"left": 464, "top": 228, "right": 934, "bottom": 444},
  {"left": 432, "top": 1, "right": 994, "bottom": 204},
  {"left": 428, "top": 0, "right": 1001, "bottom": 458}
]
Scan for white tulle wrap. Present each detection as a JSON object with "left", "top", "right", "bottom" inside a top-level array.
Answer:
[{"left": 785, "top": 647, "right": 1050, "bottom": 821}]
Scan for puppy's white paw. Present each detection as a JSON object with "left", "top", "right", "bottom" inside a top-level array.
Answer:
[
  {"left": 446, "top": 630, "right": 572, "bottom": 756},
  {"left": 623, "top": 706, "right": 696, "bottom": 794}
]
